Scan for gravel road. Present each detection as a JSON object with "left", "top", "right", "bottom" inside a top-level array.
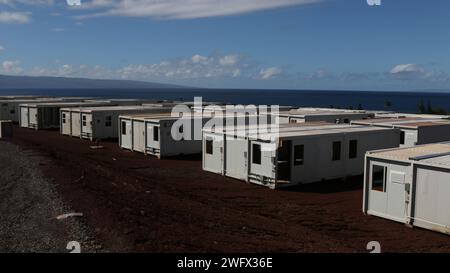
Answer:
[{"left": 0, "top": 140, "right": 98, "bottom": 253}]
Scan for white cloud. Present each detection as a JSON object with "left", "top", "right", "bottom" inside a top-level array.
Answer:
[
  {"left": 191, "top": 54, "right": 210, "bottom": 64},
  {"left": 51, "top": 27, "right": 65, "bottom": 32},
  {"left": 18, "top": 53, "right": 252, "bottom": 81},
  {"left": 1, "top": 60, "right": 23, "bottom": 74},
  {"left": 0, "top": 11, "right": 31, "bottom": 23},
  {"left": 0, "top": 45, "right": 4, "bottom": 52},
  {"left": 76, "top": 0, "right": 321, "bottom": 20},
  {"left": 390, "top": 63, "right": 424, "bottom": 75},
  {"left": 219, "top": 54, "right": 240, "bottom": 66},
  {"left": 259, "top": 67, "right": 282, "bottom": 80}
]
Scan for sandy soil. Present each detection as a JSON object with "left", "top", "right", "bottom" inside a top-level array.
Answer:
[{"left": 5, "top": 126, "right": 450, "bottom": 253}]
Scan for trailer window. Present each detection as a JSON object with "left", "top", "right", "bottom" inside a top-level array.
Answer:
[
  {"left": 82, "top": 115, "right": 87, "bottom": 127},
  {"left": 349, "top": 140, "right": 358, "bottom": 159},
  {"left": 205, "top": 139, "right": 213, "bottom": 155},
  {"left": 153, "top": 126, "right": 159, "bottom": 141},
  {"left": 121, "top": 122, "right": 127, "bottom": 135},
  {"left": 252, "top": 144, "right": 261, "bottom": 165},
  {"left": 372, "top": 165, "right": 387, "bottom": 192},
  {"left": 10, "top": 109, "right": 15, "bottom": 114},
  {"left": 294, "top": 145, "right": 304, "bottom": 166},
  {"left": 400, "top": 131, "right": 405, "bottom": 145},
  {"left": 332, "top": 141, "right": 341, "bottom": 161},
  {"left": 105, "top": 116, "right": 112, "bottom": 127},
  {"left": 62, "top": 113, "right": 66, "bottom": 124}
]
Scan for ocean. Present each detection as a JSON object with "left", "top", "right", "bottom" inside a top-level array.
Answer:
[{"left": 1, "top": 89, "right": 450, "bottom": 113}]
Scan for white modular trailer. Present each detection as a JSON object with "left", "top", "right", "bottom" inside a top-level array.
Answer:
[
  {"left": 119, "top": 113, "right": 172, "bottom": 153},
  {"left": 119, "top": 112, "right": 259, "bottom": 157},
  {"left": 60, "top": 105, "right": 172, "bottom": 140},
  {"left": 203, "top": 123, "right": 401, "bottom": 189},
  {"left": 19, "top": 101, "right": 117, "bottom": 130},
  {"left": 142, "top": 115, "right": 211, "bottom": 158},
  {"left": 0, "top": 98, "right": 63, "bottom": 122},
  {"left": 352, "top": 118, "right": 450, "bottom": 147},
  {"left": 119, "top": 113, "right": 208, "bottom": 157},
  {"left": 363, "top": 143, "right": 450, "bottom": 235}
]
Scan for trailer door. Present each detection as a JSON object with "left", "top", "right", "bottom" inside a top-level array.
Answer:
[
  {"left": 386, "top": 170, "right": 408, "bottom": 221},
  {"left": 29, "top": 108, "right": 38, "bottom": 129},
  {"left": 71, "top": 112, "right": 81, "bottom": 137},
  {"left": 20, "top": 107, "right": 29, "bottom": 128},
  {"left": 61, "top": 111, "right": 72, "bottom": 135},
  {"left": 203, "top": 134, "right": 224, "bottom": 174},
  {"left": 368, "top": 161, "right": 408, "bottom": 223},
  {"left": 81, "top": 113, "right": 93, "bottom": 139},
  {"left": 120, "top": 119, "right": 133, "bottom": 150},
  {"left": 146, "top": 122, "right": 161, "bottom": 155},
  {"left": 132, "top": 120, "right": 145, "bottom": 152},
  {"left": 414, "top": 166, "right": 450, "bottom": 232},
  {"left": 225, "top": 136, "right": 248, "bottom": 180}
]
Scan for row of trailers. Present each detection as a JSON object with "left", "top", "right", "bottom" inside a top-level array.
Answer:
[
  {"left": 12, "top": 96, "right": 450, "bottom": 236},
  {"left": 18, "top": 99, "right": 167, "bottom": 130},
  {"left": 115, "top": 107, "right": 373, "bottom": 158}
]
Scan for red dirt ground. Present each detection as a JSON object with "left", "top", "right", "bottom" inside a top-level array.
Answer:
[{"left": 8, "top": 126, "right": 450, "bottom": 252}]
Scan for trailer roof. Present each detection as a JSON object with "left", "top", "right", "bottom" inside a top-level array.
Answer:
[
  {"left": 284, "top": 108, "right": 370, "bottom": 117},
  {"left": 352, "top": 117, "right": 450, "bottom": 129},
  {"left": 421, "top": 154, "right": 450, "bottom": 167},
  {"left": 61, "top": 105, "right": 169, "bottom": 112},
  {"left": 119, "top": 112, "right": 174, "bottom": 120},
  {"left": 205, "top": 122, "right": 396, "bottom": 141},
  {"left": 260, "top": 124, "right": 395, "bottom": 140},
  {"left": 19, "top": 101, "right": 112, "bottom": 107},
  {"left": 374, "top": 113, "right": 450, "bottom": 119},
  {"left": 0, "top": 98, "right": 61, "bottom": 103},
  {"left": 292, "top": 107, "right": 367, "bottom": 113},
  {"left": 0, "top": 95, "right": 49, "bottom": 99},
  {"left": 367, "top": 143, "right": 450, "bottom": 164}
]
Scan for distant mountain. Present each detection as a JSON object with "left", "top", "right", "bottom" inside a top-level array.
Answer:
[{"left": 0, "top": 74, "right": 187, "bottom": 89}]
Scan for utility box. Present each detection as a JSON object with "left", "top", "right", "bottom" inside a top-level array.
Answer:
[{"left": 0, "top": 120, "right": 13, "bottom": 138}]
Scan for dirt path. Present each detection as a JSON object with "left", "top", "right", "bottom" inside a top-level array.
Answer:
[
  {"left": 0, "top": 140, "right": 99, "bottom": 253},
  {"left": 5, "top": 126, "right": 450, "bottom": 252}
]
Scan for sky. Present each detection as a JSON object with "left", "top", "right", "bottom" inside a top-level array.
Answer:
[{"left": 0, "top": 0, "right": 449, "bottom": 91}]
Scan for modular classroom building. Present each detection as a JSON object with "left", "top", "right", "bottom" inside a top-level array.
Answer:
[
  {"left": 351, "top": 118, "right": 450, "bottom": 147},
  {"left": 19, "top": 101, "right": 117, "bottom": 130},
  {"left": 276, "top": 108, "right": 374, "bottom": 124},
  {"left": 19, "top": 98, "right": 159, "bottom": 130},
  {"left": 60, "top": 105, "right": 172, "bottom": 140},
  {"left": 202, "top": 123, "right": 400, "bottom": 189},
  {"left": 0, "top": 97, "right": 100, "bottom": 122},
  {"left": 119, "top": 112, "right": 261, "bottom": 158},
  {"left": 1, "top": 98, "right": 58, "bottom": 122},
  {"left": 120, "top": 113, "right": 211, "bottom": 157},
  {"left": 363, "top": 143, "right": 450, "bottom": 235}
]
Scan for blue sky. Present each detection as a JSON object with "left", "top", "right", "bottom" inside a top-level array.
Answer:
[{"left": 0, "top": 0, "right": 449, "bottom": 91}]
